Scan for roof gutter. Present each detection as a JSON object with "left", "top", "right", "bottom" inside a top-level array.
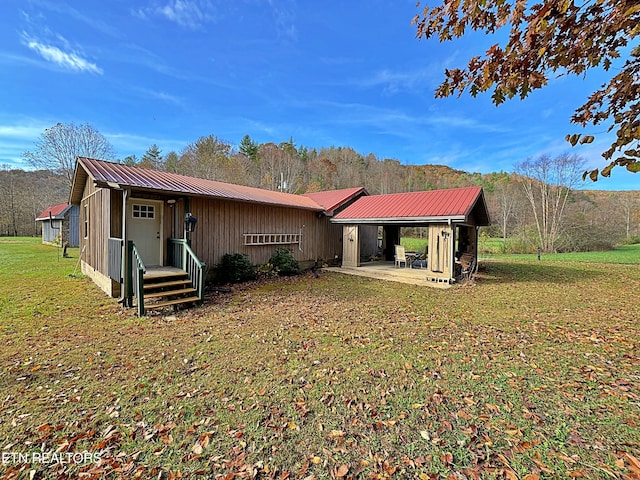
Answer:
[{"left": 330, "top": 215, "right": 466, "bottom": 225}]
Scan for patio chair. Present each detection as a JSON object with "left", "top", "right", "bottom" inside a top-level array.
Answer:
[
  {"left": 394, "top": 245, "right": 408, "bottom": 268},
  {"left": 412, "top": 245, "right": 428, "bottom": 269}
]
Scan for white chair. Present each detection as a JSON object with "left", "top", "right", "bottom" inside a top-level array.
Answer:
[{"left": 394, "top": 245, "right": 408, "bottom": 268}]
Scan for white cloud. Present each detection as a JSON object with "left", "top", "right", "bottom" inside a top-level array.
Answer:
[
  {"left": 135, "top": 0, "right": 216, "bottom": 29},
  {"left": 356, "top": 67, "right": 442, "bottom": 94},
  {"left": 266, "top": 0, "right": 297, "bottom": 40},
  {"left": 22, "top": 34, "right": 103, "bottom": 74},
  {"left": 105, "top": 131, "right": 187, "bottom": 157},
  {"left": 370, "top": 69, "right": 426, "bottom": 91},
  {"left": 0, "top": 124, "right": 48, "bottom": 139},
  {"left": 137, "top": 88, "right": 185, "bottom": 107},
  {"left": 26, "top": 0, "right": 123, "bottom": 39}
]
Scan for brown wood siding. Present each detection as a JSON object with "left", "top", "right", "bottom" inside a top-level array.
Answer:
[
  {"left": 80, "top": 180, "right": 111, "bottom": 277},
  {"left": 188, "top": 197, "right": 342, "bottom": 268},
  {"left": 110, "top": 192, "right": 123, "bottom": 238},
  {"left": 80, "top": 186, "right": 342, "bottom": 275}
]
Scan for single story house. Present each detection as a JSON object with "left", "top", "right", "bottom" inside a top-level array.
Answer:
[
  {"left": 69, "top": 157, "right": 490, "bottom": 314},
  {"left": 35, "top": 203, "right": 80, "bottom": 247},
  {"left": 69, "top": 157, "right": 366, "bottom": 314}
]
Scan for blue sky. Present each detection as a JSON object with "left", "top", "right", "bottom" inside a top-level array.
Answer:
[{"left": 0, "top": 0, "right": 636, "bottom": 190}]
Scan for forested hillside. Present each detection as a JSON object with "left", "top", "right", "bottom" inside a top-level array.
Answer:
[
  {"left": 0, "top": 168, "right": 68, "bottom": 237},
  {"left": 3, "top": 135, "right": 639, "bottom": 251}
]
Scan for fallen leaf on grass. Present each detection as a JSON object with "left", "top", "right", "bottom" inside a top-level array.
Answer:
[
  {"left": 192, "top": 432, "right": 212, "bottom": 455},
  {"left": 332, "top": 463, "right": 349, "bottom": 478},
  {"left": 622, "top": 452, "right": 640, "bottom": 474},
  {"left": 566, "top": 470, "right": 589, "bottom": 477}
]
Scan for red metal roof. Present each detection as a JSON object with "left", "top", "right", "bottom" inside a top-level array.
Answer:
[
  {"left": 36, "top": 203, "right": 70, "bottom": 220},
  {"left": 71, "top": 158, "right": 324, "bottom": 211},
  {"left": 302, "top": 187, "right": 367, "bottom": 215},
  {"left": 332, "top": 186, "right": 488, "bottom": 224}
]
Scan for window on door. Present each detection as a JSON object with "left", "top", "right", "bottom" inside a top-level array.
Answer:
[{"left": 132, "top": 204, "right": 155, "bottom": 219}]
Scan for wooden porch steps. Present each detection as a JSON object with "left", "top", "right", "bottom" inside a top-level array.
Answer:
[
  {"left": 143, "top": 279, "right": 191, "bottom": 290},
  {"left": 144, "top": 287, "right": 197, "bottom": 300},
  {"left": 146, "top": 295, "right": 201, "bottom": 310},
  {"left": 142, "top": 269, "right": 200, "bottom": 311}
]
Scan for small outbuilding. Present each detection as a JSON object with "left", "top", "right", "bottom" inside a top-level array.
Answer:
[
  {"left": 35, "top": 203, "right": 80, "bottom": 247},
  {"left": 330, "top": 186, "right": 491, "bottom": 284}
]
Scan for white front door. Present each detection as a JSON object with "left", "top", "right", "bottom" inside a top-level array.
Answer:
[{"left": 128, "top": 199, "right": 163, "bottom": 267}]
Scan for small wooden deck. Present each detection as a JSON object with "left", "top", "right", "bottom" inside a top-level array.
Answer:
[{"left": 325, "top": 261, "right": 451, "bottom": 288}]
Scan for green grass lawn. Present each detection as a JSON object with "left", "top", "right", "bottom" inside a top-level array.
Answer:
[
  {"left": 400, "top": 237, "right": 428, "bottom": 253},
  {"left": 485, "top": 243, "right": 640, "bottom": 264},
  {"left": 1, "top": 238, "right": 639, "bottom": 479},
  {"left": 479, "top": 238, "right": 640, "bottom": 264}
]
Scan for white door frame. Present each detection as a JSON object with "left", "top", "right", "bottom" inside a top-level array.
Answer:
[{"left": 127, "top": 198, "right": 164, "bottom": 267}]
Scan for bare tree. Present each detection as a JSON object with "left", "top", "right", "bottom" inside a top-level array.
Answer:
[
  {"left": 493, "top": 181, "right": 519, "bottom": 241},
  {"left": 0, "top": 167, "right": 67, "bottom": 236},
  {"left": 616, "top": 192, "right": 640, "bottom": 239},
  {"left": 257, "top": 142, "right": 304, "bottom": 193},
  {"left": 514, "top": 154, "right": 584, "bottom": 252},
  {"left": 0, "top": 165, "right": 18, "bottom": 236},
  {"left": 23, "top": 122, "right": 115, "bottom": 188},
  {"left": 177, "top": 135, "right": 232, "bottom": 181}
]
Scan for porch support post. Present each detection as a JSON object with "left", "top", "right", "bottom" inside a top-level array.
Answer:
[
  {"left": 126, "top": 240, "right": 133, "bottom": 306},
  {"left": 122, "top": 189, "right": 132, "bottom": 307}
]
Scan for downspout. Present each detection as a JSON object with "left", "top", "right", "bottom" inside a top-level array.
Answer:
[{"left": 118, "top": 189, "right": 129, "bottom": 305}]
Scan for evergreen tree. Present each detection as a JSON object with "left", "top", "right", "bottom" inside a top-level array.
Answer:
[
  {"left": 239, "top": 134, "right": 258, "bottom": 162},
  {"left": 164, "top": 151, "right": 179, "bottom": 173},
  {"left": 140, "top": 144, "right": 163, "bottom": 169},
  {"left": 123, "top": 155, "right": 138, "bottom": 166}
]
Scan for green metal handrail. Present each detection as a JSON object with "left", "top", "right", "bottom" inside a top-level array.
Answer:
[
  {"left": 184, "top": 242, "right": 205, "bottom": 303},
  {"left": 127, "top": 241, "right": 147, "bottom": 316},
  {"left": 167, "top": 238, "right": 205, "bottom": 303}
]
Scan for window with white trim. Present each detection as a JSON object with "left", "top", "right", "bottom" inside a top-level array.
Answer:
[{"left": 132, "top": 204, "right": 155, "bottom": 219}]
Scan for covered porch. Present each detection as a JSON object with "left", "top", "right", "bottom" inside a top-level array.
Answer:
[{"left": 330, "top": 187, "right": 491, "bottom": 285}]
